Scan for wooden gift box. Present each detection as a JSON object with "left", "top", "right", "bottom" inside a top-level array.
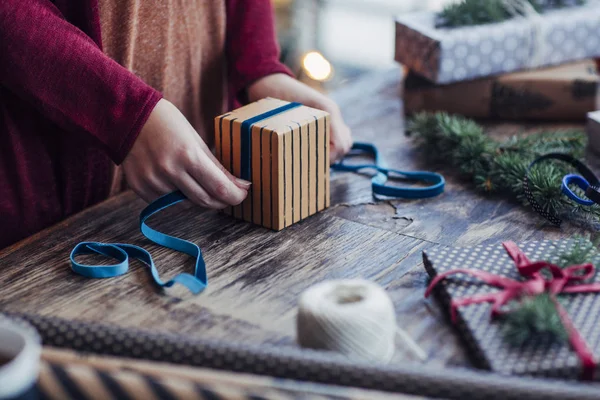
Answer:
[{"left": 215, "top": 98, "right": 330, "bottom": 230}]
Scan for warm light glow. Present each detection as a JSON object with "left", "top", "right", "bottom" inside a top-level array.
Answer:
[{"left": 302, "top": 51, "right": 333, "bottom": 81}]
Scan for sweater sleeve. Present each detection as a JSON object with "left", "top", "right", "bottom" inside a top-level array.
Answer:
[
  {"left": 225, "top": 0, "right": 295, "bottom": 104},
  {"left": 0, "top": 0, "right": 162, "bottom": 164}
]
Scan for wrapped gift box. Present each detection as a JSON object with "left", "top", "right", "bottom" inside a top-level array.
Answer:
[
  {"left": 395, "top": 3, "right": 600, "bottom": 84},
  {"left": 403, "top": 60, "right": 600, "bottom": 121},
  {"left": 215, "top": 98, "right": 330, "bottom": 230},
  {"left": 423, "top": 240, "right": 600, "bottom": 380},
  {"left": 587, "top": 110, "right": 600, "bottom": 155}
]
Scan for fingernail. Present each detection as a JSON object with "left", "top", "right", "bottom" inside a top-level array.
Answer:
[{"left": 235, "top": 178, "right": 252, "bottom": 188}]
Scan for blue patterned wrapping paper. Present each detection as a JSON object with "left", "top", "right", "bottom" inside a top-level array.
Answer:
[
  {"left": 423, "top": 240, "right": 600, "bottom": 380},
  {"left": 395, "top": 3, "right": 600, "bottom": 84}
]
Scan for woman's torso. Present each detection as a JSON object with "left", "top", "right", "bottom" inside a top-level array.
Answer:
[
  {"left": 98, "top": 0, "right": 228, "bottom": 193},
  {"left": 0, "top": 0, "right": 228, "bottom": 248}
]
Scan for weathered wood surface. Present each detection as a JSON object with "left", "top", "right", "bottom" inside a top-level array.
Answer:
[{"left": 0, "top": 67, "right": 594, "bottom": 379}]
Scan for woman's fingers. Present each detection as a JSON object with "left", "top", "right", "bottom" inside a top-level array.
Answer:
[
  {"left": 198, "top": 143, "right": 251, "bottom": 190},
  {"left": 329, "top": 113, "right": 353, "bottom": 163},
  {"left": 173, "top": 171, "right": 234, "bottom": 209},
  {"left": 133, "top": 181, "right": 164, "bottom": 204},
  {"left": 147, "top": 174, "right": 177, "bottom": 197},
  {"left": 186, "top": 151, "right": 249, "bottom": 206}
]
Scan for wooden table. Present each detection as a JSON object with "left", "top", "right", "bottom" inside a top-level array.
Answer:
[{"left": 0, "top": 67, "right": 595, "bottom": 399}]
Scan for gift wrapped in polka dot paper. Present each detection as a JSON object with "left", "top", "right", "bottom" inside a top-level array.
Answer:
[
  {"left": 423, "top": 240, "right": 600, "bottom": 380},
  {"left": 395, "top": 3, "right": 600, "bottom": 84}
]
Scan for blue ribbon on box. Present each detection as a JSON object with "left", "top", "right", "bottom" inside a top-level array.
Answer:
[
  {"left": 240, "top": 101, "right": 302, "bottom": 180},
  {"left": 70, "top": 103, "right": 445, "bottom": 294}
]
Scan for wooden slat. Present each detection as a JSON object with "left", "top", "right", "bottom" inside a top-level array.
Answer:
[
  {"left": 232, "top": 119, "right": 242, "bottom": 220},
  {"left": 301, "top": 119, "right": 309, "bottom": 219},
  {"left": 317, "top": 116, "right": 326, "bottom": 212},
  {"left": 251, "top": 125, "right": 262, "bottom": 225},
  {"left": 273, "top": 129, "right": 284, "bottom": 230},
  {"left": 309, "top": 117, "right": 317, "bottom": 216},
  {"left": 221, "top": 117, "right": 233, "bottom": 216},
  {"left": 324, "top": 115, "right": 331, "bottom": 209},
  {"left": 292, "top": 123, "right": 301, "bottom": 224}
]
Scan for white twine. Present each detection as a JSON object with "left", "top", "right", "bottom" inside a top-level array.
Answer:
[
  {"left": 296, "top": 279, "right": 426, "bottom": 363},
  {"left": 501, "top": 0, "right": 547, "bottom": 69}
]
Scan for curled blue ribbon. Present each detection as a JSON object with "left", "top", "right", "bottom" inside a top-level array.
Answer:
[
  {"left": 70, "top": 191, "right": 207, "bottom": 294},
  {"left": 562, "top": 173, "right": 595, "bottom": 206},
  {"left": 70, "top": 132, "right": 442, "bottom": 293},
  {"left": 331, "top": 142, "right": 445, "bottom": 199}
]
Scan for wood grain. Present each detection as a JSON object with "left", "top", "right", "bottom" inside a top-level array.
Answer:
[
  {"left": 0, "top": 67, "right": 595, "bottom": 385},
  {"left": 216, "top": 99, "right": 329, "bottom": 230}
]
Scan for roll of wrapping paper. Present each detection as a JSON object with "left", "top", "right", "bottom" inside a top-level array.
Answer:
[
  {"left": 39, "top": 347, "right": 266, "bottom": 400},
  {"left": 403, "top": 61, "right": 600, "bottom": 121},
  {"left": 39, "top": 347, "right": 400, "bottom": 400}
]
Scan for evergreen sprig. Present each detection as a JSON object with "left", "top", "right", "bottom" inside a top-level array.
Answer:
[
  {"left": 503, "top": 236, "right": 597, "bottom": 345},
  {"left": 436, "top": 0, "right": 586, "bottom": 28},
  {"left": 554, "top": 235, "right": 600, "bottom": 268},
  {"left": 502, "top": 293, "right": 567, "bottom": 346},
  {"left": 407, "top": 112, "right": 600, "bottom": 224}
]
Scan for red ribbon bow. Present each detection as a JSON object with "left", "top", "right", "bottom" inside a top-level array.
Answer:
[{"left": 425, "top": 241, "right": 600, "bottom": 380}]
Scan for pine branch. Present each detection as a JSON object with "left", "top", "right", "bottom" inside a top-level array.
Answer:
[
  {"left": 552, "top": 235, "right": 599, "bottom": 268},
  {"left": 436, "top": 0, "right": 586, "bottom": 28},
  {"left": 502, "top": 237, "right": 598, "bottom": 345},
  {"left": 407, "top": 112, "right": 591, "bottom": 224},
  {"left": 502, "top": 293, "right": 567, "bottom": 346}
]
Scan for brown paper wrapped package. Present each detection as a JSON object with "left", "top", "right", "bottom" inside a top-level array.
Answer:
[
  {"left": 403, "top": 61, "right": 599, "bottom": 121},
  {"left": 587, "top": 111, "right": 600, "bottom": 156},
  {"left": 215, "top": 98, "right": 330, "bottom": 230}
]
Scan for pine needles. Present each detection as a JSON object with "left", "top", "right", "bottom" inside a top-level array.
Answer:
[
  {"left": 554, "top": 235, "right": 599, "bottom": 268},
  {"left": 407, "top": 112, "right": 600, "bottom": 224},
  {"left": 502, "top": 293, "right": 567, "bottom": 346},
  {"left": 502, "top": 236, "right": 598, "bottom": 345},
  {"left": 436, "top": 0, "right": 586, "bottom": 28}
]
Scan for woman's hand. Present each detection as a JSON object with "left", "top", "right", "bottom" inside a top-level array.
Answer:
[
  {"left": 122, "top": 99, "right": 250, "bottom": 206},
  {"left": 247, "top": 73, "right": 352, "bottom": 163}
]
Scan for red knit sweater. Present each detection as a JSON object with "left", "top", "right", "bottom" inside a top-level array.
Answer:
[{"left": 0, "top": 0, "right": 291, "bottom": 249}]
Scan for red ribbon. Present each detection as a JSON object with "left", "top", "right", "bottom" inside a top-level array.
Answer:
[{"left": 425, "top": 241, "right": 600, "bottom": 380}]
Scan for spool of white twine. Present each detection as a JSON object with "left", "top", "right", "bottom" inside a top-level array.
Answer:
[{"left": 296, "top": 279, "right": 426, "bottom": 363}]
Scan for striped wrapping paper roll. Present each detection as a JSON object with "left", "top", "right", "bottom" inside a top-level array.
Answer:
[
  {"left": 38, "top": 348, "right": 396, "bottom": 400},
  {"left": 39, "top": 362, "right": 203, "bottom": 400},
  {"left": 215, "top": 98, "right": 331, "bottom": 230}
]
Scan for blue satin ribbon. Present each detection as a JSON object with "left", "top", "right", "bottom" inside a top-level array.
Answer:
[
  {"left": 70, "top": 127, "right": 443, "bottom": 293},
  {"left": 331, "top": 142, "right": 445, "bottom": 199},
  {"left": 70, "top": 191, "right": 207, "bottom": 294},
  {"left": 562, "top": 173, "right": 595, "bottom": 206},
  {"left": 240, "top": 102, "right": 302, "bottom": 180}
]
